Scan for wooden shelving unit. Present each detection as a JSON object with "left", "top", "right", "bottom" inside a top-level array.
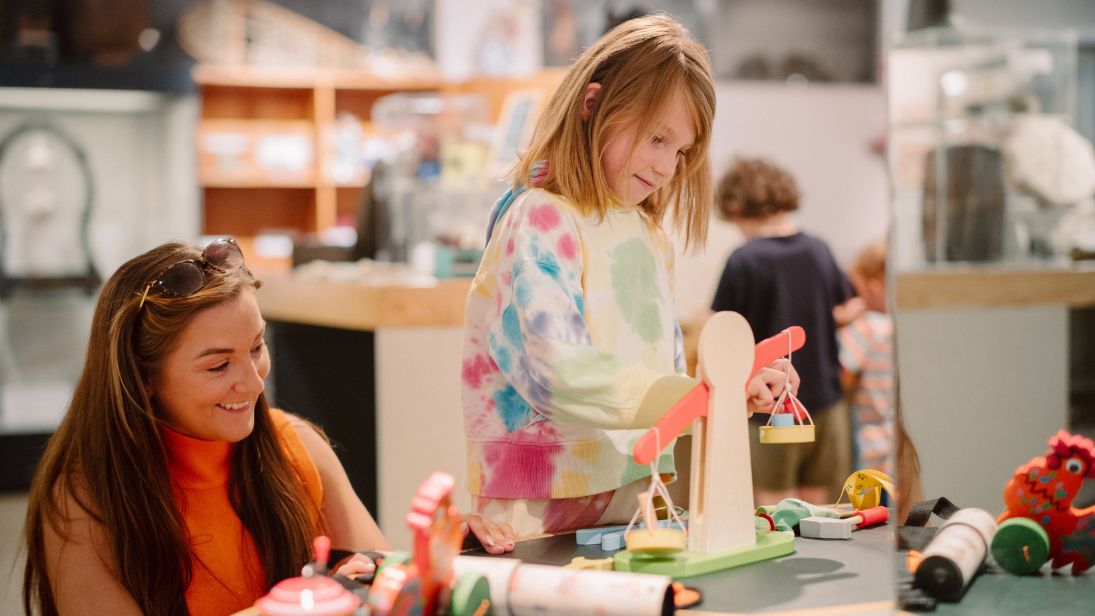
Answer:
[{"left": 193, "top": 65, "right": 444, "bottom": 238}]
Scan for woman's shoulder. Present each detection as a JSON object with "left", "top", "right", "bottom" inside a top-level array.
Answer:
[
  {"left": 268, "top": 408, "right": 317, "bottom": 456},
  {"left": 49, "top": 469, "right": 98, "bottom": 520},
  {"left": 267, "top": 408, "right": 324, "bottom": 504},
  {"left": 39, "top": 467, "right": 106, "bottom": 553}
]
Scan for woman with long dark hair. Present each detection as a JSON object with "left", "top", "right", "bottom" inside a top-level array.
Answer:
[{"left": 22, "top": 240, "right": 510, "bottom": 616}]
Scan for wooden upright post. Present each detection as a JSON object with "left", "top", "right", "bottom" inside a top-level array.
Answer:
[{"left": 689, "top": 312, "right": 757, "bottom": 554}]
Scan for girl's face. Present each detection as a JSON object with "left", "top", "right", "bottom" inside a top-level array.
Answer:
[
  {"left": 602, "top": 99, "right": 696, "bottom": 207},
  {"left": 150, "top": 291, "right": 270, "bottom": 442}
]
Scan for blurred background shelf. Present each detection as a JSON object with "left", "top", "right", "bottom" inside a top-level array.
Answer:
[{"left": 193, "top": 64, "right": 444, "bottom": 247}]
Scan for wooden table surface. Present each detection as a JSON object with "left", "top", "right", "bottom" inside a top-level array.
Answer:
[{"left": 255, "top": 275, "right": 472, "bottom": 330}]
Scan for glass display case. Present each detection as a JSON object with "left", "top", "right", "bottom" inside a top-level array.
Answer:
[
  {"left": 367, "top": 92, "right": 498, "bottom": 274},
  {"left": 888, "top": 27, "right": 1092, "bottom": 271}
]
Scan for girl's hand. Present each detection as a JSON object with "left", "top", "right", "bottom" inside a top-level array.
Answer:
[
  {"left": 465, "top": 512, "right": 515, "bottom": 554},
  {"left": 745, "top": 359, "right": 800, "bottom": 416},
  {"left": 334, "top": 553, "right": 376, "bottom": 579}
]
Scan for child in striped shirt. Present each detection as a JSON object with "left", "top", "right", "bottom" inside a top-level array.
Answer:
[{"left": 838, "top": 238, "right": 895, "bottom": 474}]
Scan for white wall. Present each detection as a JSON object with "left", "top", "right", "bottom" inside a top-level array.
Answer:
[
  {"left": 0, "top": 89, "right": 199, "bottom": 432},
  {"left": 0, "top": 89, "right": 200, "bottom": 279},
  {"left": 672, "top": 82, "right": 890, "bottom": 321},
  {"left": 375, "top": 326, "right": 470, "bottom": 550},
  {"left": 895, "top": 305, "right": 1070, "bottom": 513}
]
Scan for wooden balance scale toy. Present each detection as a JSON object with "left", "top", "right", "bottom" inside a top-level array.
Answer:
[{"left": 614, "top": 312, "right": 813, "bottom": 577}]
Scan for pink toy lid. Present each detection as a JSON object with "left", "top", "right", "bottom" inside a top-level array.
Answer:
[{"left": 254, "top": 576, "right": 360, "bottom": 616}]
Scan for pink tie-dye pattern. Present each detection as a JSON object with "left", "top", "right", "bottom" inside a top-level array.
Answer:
[
  {"left": 557, "top": 234, "right": 577, "bottom": 260},
  {"left": 462, "top": 188, "right": 683, "bottom": 502},
  {"left": 527, "top": 203, "right": 562, "bottom": 232},
  {"left": 481, "top": 440, "right": 563, "bottom": 498},
  {"left": 461, "top": 354, "right": 495, "bottom": 389},
  {"left": 506, "top": 238, "right": 515, "bottom": 256},
  {"left": 541, "top": 489, "right": 615, "bottom": 533}
]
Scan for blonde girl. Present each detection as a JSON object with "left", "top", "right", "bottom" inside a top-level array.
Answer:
[{"left": 461, "top": 14, "right": 798, "bottom": 538}]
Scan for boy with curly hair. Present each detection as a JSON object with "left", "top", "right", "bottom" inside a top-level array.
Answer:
[{"left": 711, "top": 158, "right": 854, "bottom": 506}]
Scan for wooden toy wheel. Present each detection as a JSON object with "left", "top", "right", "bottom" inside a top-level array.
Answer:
[
  {"left": 449, "top": 572, "right": 492, "bottom": 616},
  {"left": 992, "top": 518, "right": 1050, "bottom": 575}
]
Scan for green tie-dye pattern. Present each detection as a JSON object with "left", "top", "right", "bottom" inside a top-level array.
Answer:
[
  {"left": 610, "top": 237, "right": 664, "bottom": 344},
  {"left": 619, "top": 434, "right": 676, "bottom": 485}
]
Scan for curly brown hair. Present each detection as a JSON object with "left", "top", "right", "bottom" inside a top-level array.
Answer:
[{"left": 716, "top": 158, "right": 799, "bottom": 220}]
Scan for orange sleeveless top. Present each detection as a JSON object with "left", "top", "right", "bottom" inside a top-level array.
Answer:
[{"left": 162, "top": 409, "right": 323, "bottom": 616}]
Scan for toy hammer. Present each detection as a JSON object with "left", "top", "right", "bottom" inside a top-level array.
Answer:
[{"left": 799, "top": 507, "right": 889, "bottom": 539}]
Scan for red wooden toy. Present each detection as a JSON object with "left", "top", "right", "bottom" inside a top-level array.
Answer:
[{"left": 995, "top": 430, "right": 1095, "bottom": 574}]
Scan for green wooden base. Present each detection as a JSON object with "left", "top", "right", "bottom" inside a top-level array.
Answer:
[{"left": 612, "top": 530, "right": 795, "bottom": 578}]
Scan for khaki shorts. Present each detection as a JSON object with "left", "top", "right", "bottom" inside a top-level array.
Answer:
[{"left": 749, "top": 397, "right": 851, "bottom": 504}]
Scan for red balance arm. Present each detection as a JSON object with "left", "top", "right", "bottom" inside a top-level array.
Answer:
[{"left": 632, "top": 326, "right": 806, "bottom": 465}]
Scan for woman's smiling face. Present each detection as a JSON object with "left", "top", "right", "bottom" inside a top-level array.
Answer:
[{"left": 150, "top": 291, "right": 269, "bottom": 442}]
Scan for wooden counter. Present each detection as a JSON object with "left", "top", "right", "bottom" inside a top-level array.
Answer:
[
  {"left": 255, "top": 275, "right": 472, "bottom": 330},
  {"left": 895, "top": 264, "right": 1095, "bottom": 310}
]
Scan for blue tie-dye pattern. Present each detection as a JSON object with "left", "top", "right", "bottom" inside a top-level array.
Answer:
[
  {"left": 493, "top": 384, "right": 535, "bottom": 432},
  {"left": 528, "top": 311, "right": 555, "bottom": 338},
  {"left": 464, "top": 186, "right": 686, "bottom": 500},
  {"left": 502, "top": 305, "right": 524, "bottom": 351},
  {"left": 673, "top": 319, "right": 685, "bottom": 372},
  {"left": 537, "top": 250, "right": 561, "bottom": 279},
  {"left": 484, "top": 161, "right": 547, "bottom": 244},
  {"left": 515, "top": 275, "right": 534, "bottom": 307},
  {"left": 493, "top": 344, "right": 513, "bottom": 374}
]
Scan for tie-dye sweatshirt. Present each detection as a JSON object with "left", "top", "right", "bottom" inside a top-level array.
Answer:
[{"left": 462, "top": 187, "right": 687, "bottom": 500}]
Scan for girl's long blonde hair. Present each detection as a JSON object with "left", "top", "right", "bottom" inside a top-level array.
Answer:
[
  {"left": 515, "top": 14, "right": 715, "bottom": 251},
  {"left": 23, "top": 244, "right": 319, "bottom": 616}
]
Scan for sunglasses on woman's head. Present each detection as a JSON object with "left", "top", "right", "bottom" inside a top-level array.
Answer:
[{"left": 138, "top": 238, "right": 245, "bottom": 309}]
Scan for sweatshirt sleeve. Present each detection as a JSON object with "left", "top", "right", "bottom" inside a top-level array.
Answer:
[
  {"left": 662, "top": 233, "right": 689, "bottom": 377},
  {"left": 486, "top": 197, "right": 691, "bottom": 431}
]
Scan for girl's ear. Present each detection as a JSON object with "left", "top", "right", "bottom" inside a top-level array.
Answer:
[{"left": 580, "top": 83, "right": 602, "bottom": 121}]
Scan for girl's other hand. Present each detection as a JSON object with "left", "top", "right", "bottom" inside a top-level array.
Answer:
[
  {"left": 745, "top": 358, "right": 800, "bottom": 416},
  {"left": 465, "top": 512, "right": 515, "bottom": 554},
  {"left": 334, "top": 553, "right": 376, "bottom": 579}
]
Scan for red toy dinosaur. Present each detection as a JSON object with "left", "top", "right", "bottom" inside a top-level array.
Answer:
[{"left": 997, "top": 430, "right": 1095, "bottom": 574}]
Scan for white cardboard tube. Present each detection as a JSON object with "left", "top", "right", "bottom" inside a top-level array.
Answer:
[
  {"left": 507, "top": 563, "right": 673, "bottom": 616},
  {"left": 451, "top": 556, "right": 520, "bottom": 616}
]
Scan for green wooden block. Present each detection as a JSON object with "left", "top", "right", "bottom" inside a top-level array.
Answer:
[
  {"left": 612, "top": 530, "right": 795, "bottom": 578},
  {"left": 375, "top": 550, "right": 411, "bottom": 577}
]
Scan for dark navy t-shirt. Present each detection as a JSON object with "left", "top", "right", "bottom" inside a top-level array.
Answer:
[{"left": 711, "top": 233, "right": 853, "bottom": 413}]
